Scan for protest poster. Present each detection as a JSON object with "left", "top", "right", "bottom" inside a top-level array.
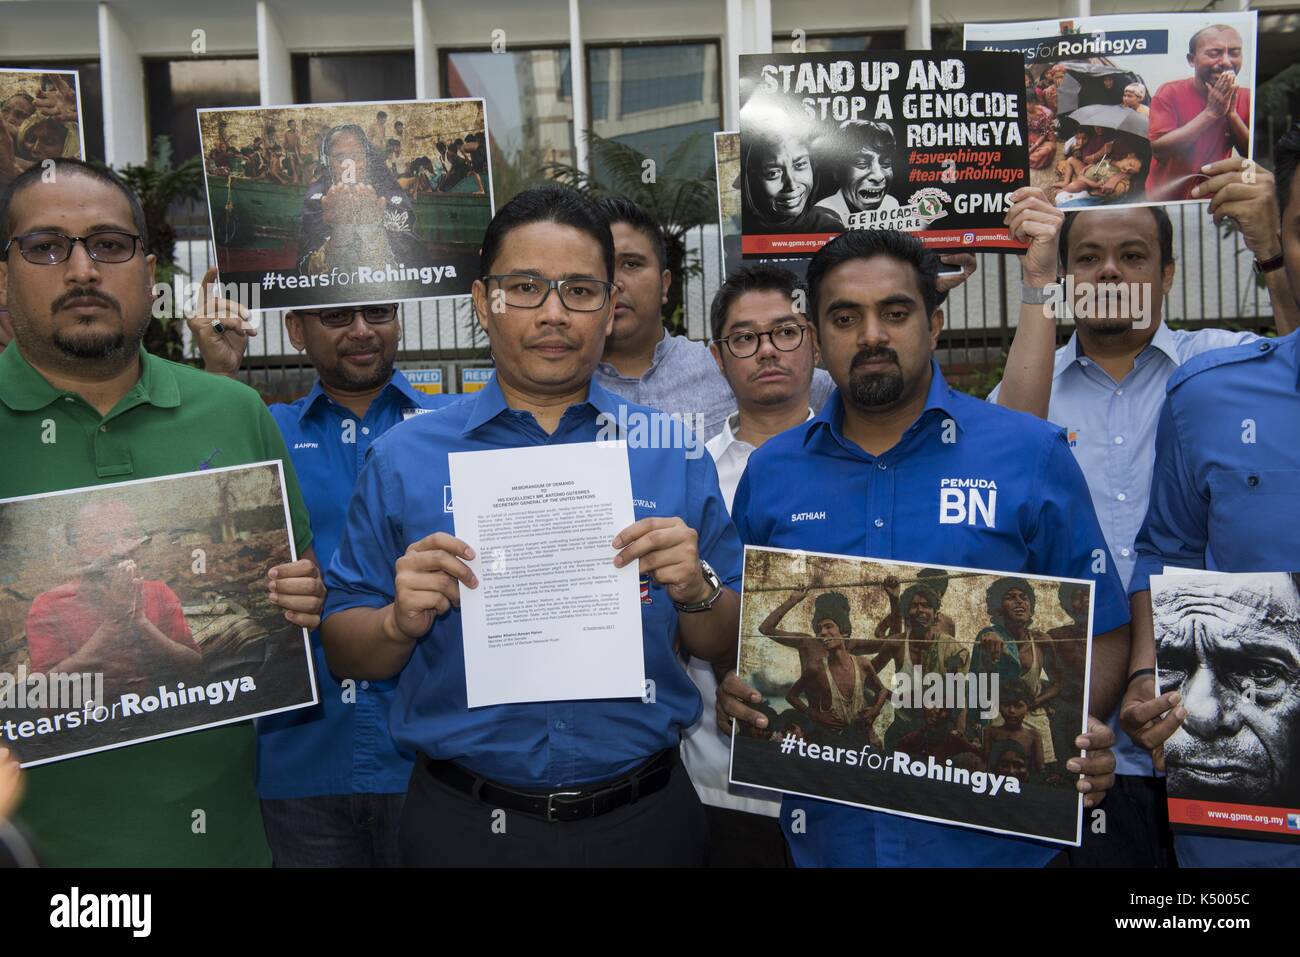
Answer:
[
  {"left": 715, "top": 131, "right": 807, "bottom": 282},
  {"left": 0, "top": 463, "right": 317, "bottom": 768},
  {"left": 738, "top": 51, "right": 1029, "bottom": 259},
  {"left": 0, "top": 68, "right": 85, "bottom": 187},
  {"left": 730, "top": 545, "right": 1094, "bottom": 845},
  {"left": 198, "top": 98, "right": 493, "bottom": 310},
  {"left": 965, "top": 11, "right": 1258, "bottom": 208},
  {"left": 1151, "top": 571, "right": 1300, "bottom": 844}
]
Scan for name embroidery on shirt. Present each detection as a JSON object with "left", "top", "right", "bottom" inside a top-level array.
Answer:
[
  {"left": 938, "top": 478, "right": 998, "bottom": 528},
  {"left": 293, "top": 442, "right": 320, "bottom": 450},
  {"left": 633, "top": 498, "right": 658, "bottom": 510},
  {"left": 790, "top": 511, "right": 828, "bottom": 522}
]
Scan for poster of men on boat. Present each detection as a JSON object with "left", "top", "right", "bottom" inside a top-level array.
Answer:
[
  {"left": 730, "top": 546, "right": 1095, "bottom": 845},
  {"left": 198, "top": 98, "right": 493, "bottom": 310}
]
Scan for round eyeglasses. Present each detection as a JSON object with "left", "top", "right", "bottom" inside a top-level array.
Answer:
[
  {"left": 3, "top": 230, "right": 142, "bottom": 265},
  {"left": 714, "top": 322, "right": 808, "bottom": 359},
  {"left": 483, "top": 274, "right": 614, "bottom": 313}
]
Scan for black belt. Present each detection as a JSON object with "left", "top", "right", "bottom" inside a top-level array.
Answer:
[{"left": 423, "top": 748, "right": 675, "bottom": 823}]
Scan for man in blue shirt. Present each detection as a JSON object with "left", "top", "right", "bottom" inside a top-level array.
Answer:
[
  {"left": 1123, "top": 124, "right": 1300, "bottom": 867},
  {"left": 190, "top": 291, "right": 458, "bottom": 866},
  {"left": 717, "top": 228, "right": 1130, "bottom": 867},
  {"left": 990, "top": 159, "right": 1297, "bottom": 864},
  {"left": 319, "top": 185, "right": 743, "bottom": 867}
]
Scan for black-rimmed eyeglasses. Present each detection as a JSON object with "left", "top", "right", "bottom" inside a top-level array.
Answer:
[
  {"left": 296, "top": 305, "right": 399, "bottom": 327},
  {"left": 2, "top": 230, "right": 142, "bottom": 265},
  {"left": 714, "top": 322, "right": 808, "bottom": 359},
  {"left": 483, "top": 274, "right": 614, "bottom": 312}
]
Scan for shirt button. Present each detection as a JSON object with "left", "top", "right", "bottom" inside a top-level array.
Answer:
[
  {"left": 1117, "top": 492, "right": 1127, "bottom": 502},
  {"left": 874, "top": 518, "right": 884, "bottom": 528},
  {"left": 554, "top": 720, "right": 567, "bottom": 730},
  {"left": 99, "top": 424, "right": 108, "bottom": 432},
  {"left": 1121, "top": 547, "right": 1131, "bottom": 557},
  {"left": 361, "top": 426, "right": 370, "bottom": 435},
  {"left": 1115, "top": 388, "right": 1124, "bottom": 396},
  {"left": 1258, "top": 341, "right": 1270, "bottom": 352},
  {"left": 877, "top": 461, "right": 887, "bottom": 470},
  {"left": 360, "top": 680, "right": 370, "bottom": 690},
  {"left": 1113, "top": 435, "right": 1124, "bottom": 445},
  {"left": 64, "top": 396, "right": 75, "bottom": 403}
]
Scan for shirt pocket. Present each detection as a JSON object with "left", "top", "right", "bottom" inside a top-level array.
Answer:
[{"left": 1206, "top": 469, "right": 1300, "bottom": 568}]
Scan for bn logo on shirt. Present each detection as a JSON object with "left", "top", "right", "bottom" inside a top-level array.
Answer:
[{"left": 938, "top": 478, "right": 997, "bottom": 528}]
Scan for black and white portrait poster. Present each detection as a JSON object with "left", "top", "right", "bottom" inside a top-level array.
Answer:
[
  {"left": 0, "top": 68, "right": 86, "bottom": 188},
  {"left": 715, "top": 131, "right": 807, "bottom": 282},
  {"left": 737, "top": 51, "right": 1030, "bottom": 259},
  {"left": 966, "top": 11, "right": 1257, "bottom": 208},
  {"left": 198, "top": 98, "right": 493, "bottom": 310},
  {"left": 1152, "top": 571, "right": 1300, "bottom": 843},
  {"left": 730, "top": 546, "right": 1094, "bottom": 846},
  {"left": 0, "top": 463, "right": 317, "bottom": 768}
]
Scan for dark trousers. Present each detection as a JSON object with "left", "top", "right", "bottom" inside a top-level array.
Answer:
[
  {"left": 400, "top": 753, "right": 709, "bottom": 867},
  {"left": 260, "top": 793, "right": 405, "bottom": 868},
  {"left": 1062, "top": 774, "right": 1178, "bottom": 868},
  {"left": 703, "top": 805, "right": 791, "bottom": 868}
]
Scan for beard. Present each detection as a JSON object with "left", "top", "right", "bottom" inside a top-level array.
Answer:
[
  {"left": 53, "top": 323, "right": 131, "bottom": 360},
  {"left": 847, "top": 346, "right": 904, "bottom": 407},
  {"left": 322, "top": 351, "right": 393, "bottom": 392}
]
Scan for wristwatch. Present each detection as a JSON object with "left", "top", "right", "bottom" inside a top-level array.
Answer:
[
  {"left": 1020, "top": 280, "right": 1060, "bottom": 305},
  {"left": 1254, "top": 251, "right": 1285, "bottom": 275},
  {"left": 672, "top": 560, "right": 724, "bottom": 613}
]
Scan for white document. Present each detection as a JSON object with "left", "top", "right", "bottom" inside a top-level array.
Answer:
[{"left": 448, "top": 441, "right": 646, "bottom": 707}]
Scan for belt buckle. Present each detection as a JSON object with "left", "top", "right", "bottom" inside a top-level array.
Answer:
[{"left": 545, "top": 790, "right": 584, "bottom": 823}]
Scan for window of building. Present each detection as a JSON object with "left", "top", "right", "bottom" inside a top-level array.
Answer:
[
  {"left": 292, "top": 51, "right": 416, "bottom": 104},
  {"left": 586, "top": 40, "right": 720, "bottom": 181},
  {"left": 1256, "top": 12, "right": 1300, "bottom": 164},
  {"left": 145, "top": 57, "right": 259, "bottom": 164},
  {"left": 770, "top": 30, "right": 906, "bottom": 54},
  {"left": 442, "top": 46, "right": 573, "bottom": 202}
]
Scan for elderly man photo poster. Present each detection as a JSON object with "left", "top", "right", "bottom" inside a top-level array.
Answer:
[
  {"left": 1151, "top": 571, "right": 1300, "bottom": 844},
  {"left": 0, "top": 463, "right": 317, "bottom": 768},
  {"left": 966, "top": 11, "right": 1258, "bottom": 208},
  {"left": 198, "top": 98, "right": 493, "bottom": 310},
  {"left": 737, "top": 50, "right": 1030, "bottom": 260},
  {"left": 730, "top": 546, "right": 1095, "bottom": 845},
  {"left": 0, "top": 68, "right": 85, "bottom": 188}
]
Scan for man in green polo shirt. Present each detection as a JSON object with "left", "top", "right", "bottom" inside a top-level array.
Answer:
[{"left": 0, "top": 158, "right": 325, "bottom": 866}]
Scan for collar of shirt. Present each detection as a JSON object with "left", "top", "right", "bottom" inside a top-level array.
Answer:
[
  {"left": 595, "top": 327, "right": 672, "bottom": 381},
  {"left": 803, "top": 359, "right": 961, "bottom": 457},
  {"left": 1058, "top": 322, "right": 1181, "bottom": 381},
  {"left": 459, "top": 370, "right": 622, "bottom": 436},
  {"left": 295, "top": 368, "right": 427, "bottom": 423},
  {"left": 0, "top": 343, "right": 180, "bottom": 415},
  {"left": 712, "top": 406, "right": 815, "bottom": 457}
]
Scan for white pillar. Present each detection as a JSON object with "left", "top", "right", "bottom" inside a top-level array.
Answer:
[
  {"left": 413, "top": 0, "right": 440, "bottom": 99},
  {"left": 257, "top": 1, "right": 292, "bottom": 106},
  {"left": 97, "top": 2, "right": 146, "bottom": 167},
  {"left": 569, "top": 0, "right": 588, "bottom": 174},
  {"left": 906, "top": 0, "right": 931, "bottom": 51},
  {"left": 1059, "top": 0, "right": 1091, "bottom": 17},
  {"left": 722, "top": 0, "right": 773, "bottom": 130}
]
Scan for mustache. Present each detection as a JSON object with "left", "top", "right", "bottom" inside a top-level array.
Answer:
[
  {"left": 528, "top": 335, "right": 577, "bottom": 348},
  {"left": 851, "top": 346, "right": 900, "bottom": 369},
  {"left": 52, "top": 287, "right": 120, "bottom": 314}
]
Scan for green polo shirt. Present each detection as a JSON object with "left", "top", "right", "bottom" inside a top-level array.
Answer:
[{"left": 0, "top": 344, "right": 313, "bottom": 867}]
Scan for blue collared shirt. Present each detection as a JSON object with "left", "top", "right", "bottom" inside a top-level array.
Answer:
[
  {"left": 733, "top": 361, "right": 1130, "bottom": 867},
  {"left": 989, "top": 323, "right": 1256, "bottom": 775},
  {"left": 321, "top": 376, "right": 744, "bottom": 789},
  {"left": 257, "top": 371, "right": 463, "bottom": 799},
  {"left": 1132, "top": 331, "right": 1300, "bottom": 867}
]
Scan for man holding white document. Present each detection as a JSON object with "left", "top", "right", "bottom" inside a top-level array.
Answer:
[{"left": 320, "top": 185, "right": 742, "bottom": 867}]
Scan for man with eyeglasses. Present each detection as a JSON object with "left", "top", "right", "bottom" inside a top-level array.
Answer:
[
  {"left": 320, "top": 184, "right": 742, "bottom": 866},
  {"left": 191, "top": 292, "right": 459, "bottom": 867},
  {"left": 677, "top": 264, "right": 816, "bottom": 867},
  {"left": 0, "top": 158, "right": 324, "bottom": 867}
]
